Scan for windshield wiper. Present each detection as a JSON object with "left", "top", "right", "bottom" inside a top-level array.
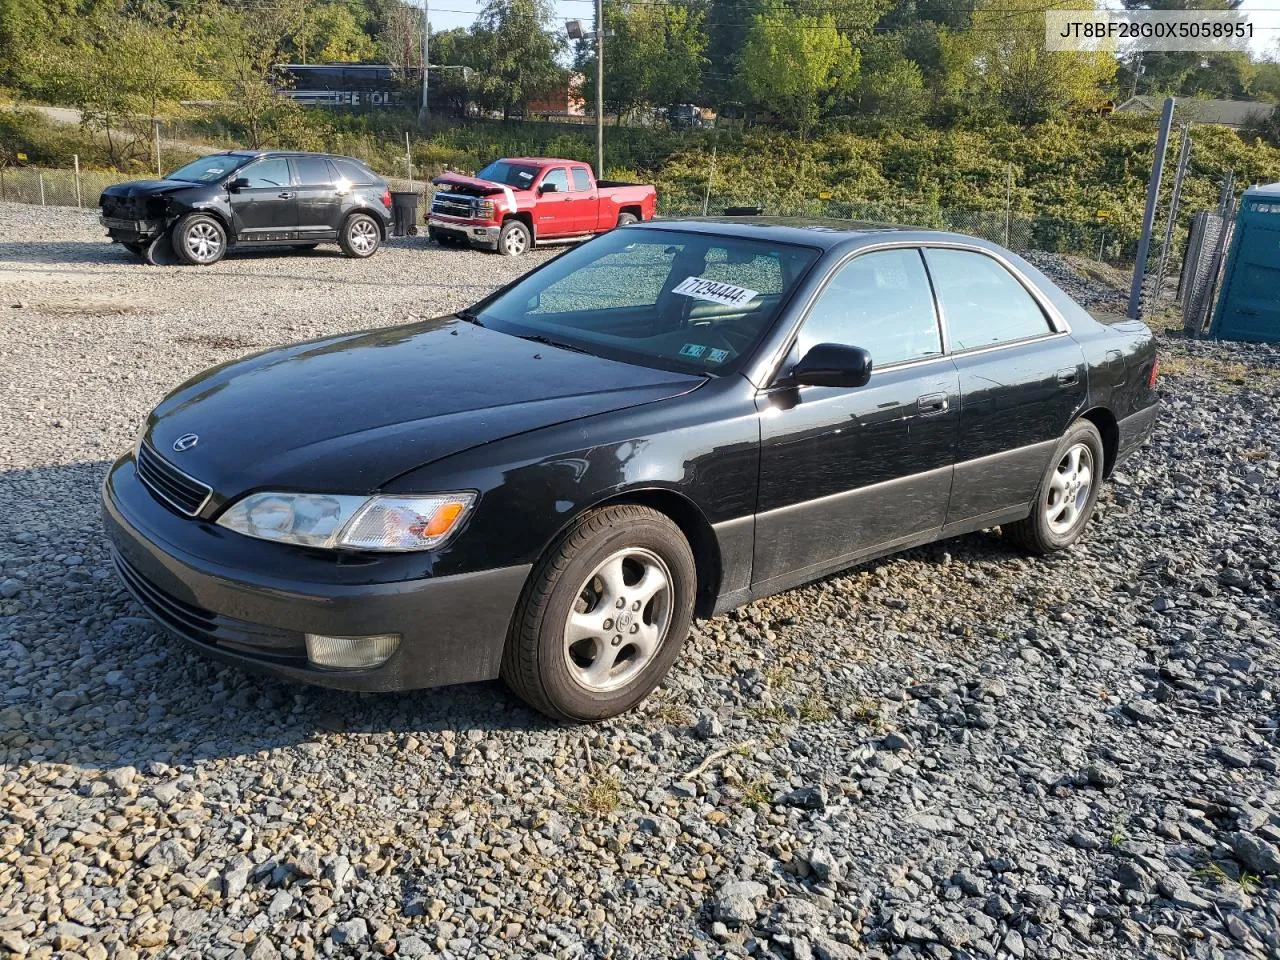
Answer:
[
  {"left": 517, "top": 334, "right": 590, "bottom": 355},
  {"left": 456, "top": 308, "right": 484, "bottom": 326}
]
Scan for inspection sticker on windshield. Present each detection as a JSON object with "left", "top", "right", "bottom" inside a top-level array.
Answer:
[
  {"left": 706, "top": 348, "right": 730, "bottom": 364},
  {"left": 679, "top": 343, "right": 707, "bottom": 358},
  {"left": 672, "top": 276, "right": 759, "bottom": 307}
]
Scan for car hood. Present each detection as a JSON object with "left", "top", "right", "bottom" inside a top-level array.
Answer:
[
  {"left": 432, "top": 172, "right": 521, "bottom": 199},
  {"left": 144, "top": 317, "right": 704, "bottom": 499},
  {"left": 102, "top": 179, "right": 203, "bottom": 200}
]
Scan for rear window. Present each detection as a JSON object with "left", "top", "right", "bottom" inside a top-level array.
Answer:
[
  {"left": 292, "top": 156, "right": 334, "bottom": 185},
  {"left": 331, "top": 158, "right": 379, "bottom": 185}
]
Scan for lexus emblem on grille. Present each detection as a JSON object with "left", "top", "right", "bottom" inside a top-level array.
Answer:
[{"left": 172, "top": 433, "right": 199, "bottom": 452}]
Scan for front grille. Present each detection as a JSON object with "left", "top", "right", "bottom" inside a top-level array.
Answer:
[
  {"left": 431, "top": 193, "right": 477, "bottom": 218},
  {"left": 136, "top": 442, "right": 212, "bottom": 517},
  {"left": 111, "top": 549, "right": 305, "bottom": 660},
  {"left": 99, "top": 194, "right": 137, "bottom": 219}
]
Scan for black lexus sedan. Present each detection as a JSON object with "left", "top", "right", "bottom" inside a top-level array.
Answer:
[
  {"left": 98, "top": 151, "right": 393, "bottom": 265},
  {"left": 102, "top": 220, "right": 1159, "bottom": 721}
]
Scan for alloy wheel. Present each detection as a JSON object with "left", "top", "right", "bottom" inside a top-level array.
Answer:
[
  {"left": 349, "top": 218, "right": 377, "bottom": 255},
  {"left": 1045, "top": 442, "right": 1094, "bottom": 535},
  {"left": 504, "top": 229, "right": 528, "bottom": 255},
  {"left": 185, "top": 222, "right": 223, "bottom": 263},
  {"left": 563, "top": 548, "right": 673, "bottom": 692}
]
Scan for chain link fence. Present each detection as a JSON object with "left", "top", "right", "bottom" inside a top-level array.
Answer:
[{"left": 0, "top": 165, "right": 136, "bottom": 208}]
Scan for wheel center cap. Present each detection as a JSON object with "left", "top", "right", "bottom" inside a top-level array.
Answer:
[{"left": 616, "top": 610, "right": 633, "bottom": 631}]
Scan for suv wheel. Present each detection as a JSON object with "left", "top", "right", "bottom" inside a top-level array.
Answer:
[
  {"left": 173, "top": 213, "right": 227, "bottom": 266},
  {"left": 498, "top": 219, "right": 531, "bottom": 256},
  {"left": 340, "top": 214, "right": 381, "bottom": 258},
  {"left": 502, "top": 505, "right": 696, "bottom": 722}
]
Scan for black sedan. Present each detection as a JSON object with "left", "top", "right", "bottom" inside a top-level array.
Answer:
[
  {"left": 102, "top": 220, "right": 1160, "bottom": 721},
  {"left": 99, "top": 151, "right": 393, "bottom": 265}
]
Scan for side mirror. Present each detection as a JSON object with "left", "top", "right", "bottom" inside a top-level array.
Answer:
[
  {"left": 791, "top": 343, "right": 873, "bottom": 388},
  {"left": 228, "top": 177, "right": 250, "bottom": 191},
  {"left": 538, "top": 182, "right": 558, "bottom": 194}
]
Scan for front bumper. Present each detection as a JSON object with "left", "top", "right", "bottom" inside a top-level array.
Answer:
[
  {"left": 100, "top": 215, "right": 164, "bottom": 242},
  {"left": 427, "top": 216, "right": 501, "bottom": 248},
  {"left": 101, "top": 456, "right": 530, "bottom": 692}
]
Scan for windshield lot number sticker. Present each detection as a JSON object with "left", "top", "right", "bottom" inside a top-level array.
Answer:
[
  {"left": 706, "top": 348, "right": 730, "bottom": 363},
  {"left": 672, "top": 277, "right": 759, "bottom": 307},
  {"left": 680, "top": 343, "right": 707, "bottom": 358}
]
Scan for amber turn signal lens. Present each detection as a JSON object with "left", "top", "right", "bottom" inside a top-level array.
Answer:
[{"left": 425, "top": 500, "right": 468, "bottom": 538}]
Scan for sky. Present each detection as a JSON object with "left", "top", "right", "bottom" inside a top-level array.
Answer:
[{"left": 424, "top": 0, "right": 1279, "bottom": 62}]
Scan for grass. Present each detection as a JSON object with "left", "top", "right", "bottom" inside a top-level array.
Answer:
[
  {"left": 1109, "top": 814, "right": 1128, "bottom": 847},
  {"left": 740, "top": 778, "right": 773, "bottom": 807},
  {"left": 573, "top": 775, "right": 622, "bottom": 816},
  {"left": 1193, "top": 862, "right": 1260, "bottom": 894},
  {"left": 746, "top": 703, "right": 790, "bottom": 723},
  {"left": 796, "top": 693, "right": 834, "bottom": 722},
  {"left": 647, "top": 697, "right": 691, "bottom": 726}
]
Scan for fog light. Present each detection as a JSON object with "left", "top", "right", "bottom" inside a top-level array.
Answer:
[{"left": 305, "top": 633, "right": 400, "bottom": 669}]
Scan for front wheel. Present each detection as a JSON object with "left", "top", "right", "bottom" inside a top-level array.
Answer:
[
  {"left": 339, "top": 214, "right": 381, "bottom": 258},
  {"left": 497, "top": 219, "right": 531, "bottom": 256},
  {"left": 1004, "top": 419, "right": 1104, "bottom": 554},
  {"left": 172, "top": 213, "right": 227, "bottom": 266},
  {"left": 501, "top": 505, "right": 696, "bottom": 722}
]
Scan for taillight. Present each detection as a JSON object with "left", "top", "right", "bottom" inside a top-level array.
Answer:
[
  {"left": 381, "top": 189, "right": 392, "bottom": 209},
  {"left": 1148, "top": 357, "right": 1159, "bottom": 388}
]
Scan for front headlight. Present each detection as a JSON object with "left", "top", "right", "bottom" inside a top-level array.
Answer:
[{"left": 216, "top": 492, "right": 475, "bottom": 552}]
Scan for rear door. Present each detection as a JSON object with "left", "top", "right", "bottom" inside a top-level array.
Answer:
[
  {"left": 290, "top": 156, "right": 343, "bottom": 240},
  {"left": 534, "top": 166, "right": 573, "bottom": 237},
  {"left": 753, "top": 247, "right": 960, "bottom": 591},
  {"left": 566, "top": 166, "right": 599, "bottom": 233},
  {"left": 923, "top": 246, "right": 1087, "bottom": 528},
  {"left": 228, "top": 157, "right": 296, "bottom": 240}
]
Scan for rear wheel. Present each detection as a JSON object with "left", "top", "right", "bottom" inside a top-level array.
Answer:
[
  {"left": 616, "top": 212, "right": 639, "bottom": 227},
  {"left": 172, "top": 213, "right": 227, "bottom": 266},
  {"left": 497, "top": 219, "right": 531, "bottom": 256},
  {"left": 1005, "top": 419, "right": 1104, "bottom": 554},
  {"left": 502, "top": 505, "right": 696, "bottom": 722},
  {"left": 339, "top": 213, "right": 380, "bottom": 258}
]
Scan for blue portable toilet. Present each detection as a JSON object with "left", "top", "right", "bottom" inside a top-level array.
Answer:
[{"left": 1213, "top": 182, "right": 1280, "bottom": 343}]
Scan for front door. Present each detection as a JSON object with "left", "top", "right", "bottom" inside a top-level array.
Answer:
[
  {"left": 534, "top": 167, "right": 573, "bottom": 238},
  {"left": 228, "top": 157, "right": 296, "bottom": 240},
  {"left": 753, "top": 247, "right": 960, "bottom": 591},
  {"left": 921, "top": 247, "right": 1088, "bottom": 527},
  {"left": 290, "top": 156, "right": 343, "bottom": 240}
]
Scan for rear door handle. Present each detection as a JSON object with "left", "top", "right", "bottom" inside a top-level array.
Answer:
[
  {"left": 278, "top": 191, "right": 296, "bottom": 199},
  {"left": 1056, "top": 367, "right": 1079, "bottom": 386},
  {"left": 917, "top": 393, "right": 949, "bottom": 415}
]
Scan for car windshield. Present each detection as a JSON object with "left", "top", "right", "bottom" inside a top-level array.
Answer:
[
  {"left": 167, "top": 154, "right": 245, "bottom": 184},
  {"left": 476, "top": 160, "right": 541, "bottom": 188},
  {"left": 473, "top": 228, "right": 821, "bottom": 375}
]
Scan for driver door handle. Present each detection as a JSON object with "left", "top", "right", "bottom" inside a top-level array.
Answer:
[
  {"left": 278, "top": 191, "right": 296, "bottom": 199},
  {"left": 917, "top": 393, "right": 949, "bottom": 415}
]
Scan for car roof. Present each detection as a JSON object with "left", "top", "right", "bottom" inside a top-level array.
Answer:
[
  {"left": 221, "top": 150, "right": 373, "bottom": 164},
  {"left": 627, "top": 217, "right": 1001, "bottom": 253},
  {"left": 501, "top": 157, "right": 588, "bottom": 166}
]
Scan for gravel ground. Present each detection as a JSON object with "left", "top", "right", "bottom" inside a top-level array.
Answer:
[{"left": 1, "top": 203, "right": 1279, "bottom": 960}]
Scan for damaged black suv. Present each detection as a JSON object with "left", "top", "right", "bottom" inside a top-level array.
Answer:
[{"left": 98, "top": 150, "right": 394, "bottom": 266}]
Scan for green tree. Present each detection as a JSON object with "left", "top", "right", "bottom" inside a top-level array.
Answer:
[
  {"left": 292, "top": 1, "right": 378, "bottom": 63},
  {"left": 855, "top": 34, "right": 927, "bottom": 127},
  {"left": 944, "top": 0, "right": 1116, "bottom": 124},
  {"left": 578, "top": 0, "right": 708, "bottom": 124},
  {"left": 471, "top": 0, "right": 565, "bottom": 119},
  {"left": 740, "top": 1, "right": 856, "bottom": 133}
]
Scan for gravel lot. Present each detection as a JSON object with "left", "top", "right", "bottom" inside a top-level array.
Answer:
[{"left": 1, "top": 202, "right": 1279, "bottom": 960}]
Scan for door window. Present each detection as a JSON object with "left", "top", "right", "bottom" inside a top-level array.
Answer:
[
  {"left": 239, "top": 158, "right": 290, "bottom": 188},
  {"left": 571, "top": 168, "right": 592, "bottom": 192},
  {"left": 799, "top": 248, "right": 941, "bottom": 367},
  {"left": 292, "top": 156, "right": 335, "bottom": 186},
  {"left": 924, "top": 248, "right": 1052, "bottom": 351},
  {"left": 541, "top": 168, "right": 569, "bottom": 193},
  {"left": 331, "top": 158, "right": 378, "bottom": 184}
]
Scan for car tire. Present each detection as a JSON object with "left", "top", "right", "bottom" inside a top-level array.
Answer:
[
  {"left": 1004, "top": 419, "right": 1105, "bottom": 554},
  {"left": 502, "top": 505, "right": 696, "bottom": 722},
  {"left": 616, "top": 212, "right": 639, "bottom": 227},
  {"left": 172, "top": 213, "right": 227, "bottom": 266},
  {"left": 339, "top": 213, "right": 381, "bottom": 258},
  {"left": 497, "top": 219, "right": 531, "bottom": 257}
]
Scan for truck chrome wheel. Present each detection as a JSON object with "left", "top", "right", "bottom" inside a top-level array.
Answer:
[
  {"left": 184, "top": 221, "right": 223, "bottom": 263},
  {"left": 1045, "top": 442, "right": 1094, "bottom": 535},
  {"left": 563, "top": 547, "right": 673, "bottom": 692}
]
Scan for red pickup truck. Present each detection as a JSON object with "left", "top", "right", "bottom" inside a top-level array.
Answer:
[{"left": 427, "top": 157, "right": 658, "bottom": 256}]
